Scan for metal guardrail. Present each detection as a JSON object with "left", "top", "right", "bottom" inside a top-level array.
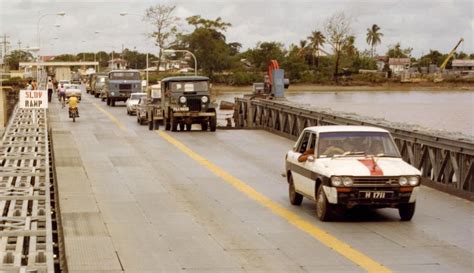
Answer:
[
  {"left": 234, "top": 97, "right": 474, "bottom": 197},
  {"left": 0, "top": 107, "right": 55, "bottom": 272}
]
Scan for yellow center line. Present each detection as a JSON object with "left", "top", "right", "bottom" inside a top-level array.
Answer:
[
  {"left": 92, "top": 102, "right": 127, "bottom": 132},
  {"left": 157, "top": 130, "right": 392, "bottom": 273}
]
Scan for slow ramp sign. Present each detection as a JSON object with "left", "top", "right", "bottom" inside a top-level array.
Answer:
[{"left": 19, "top": 90, "right": 48, "bottom": 109}]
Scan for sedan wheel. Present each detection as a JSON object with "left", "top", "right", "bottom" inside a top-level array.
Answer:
[
  {"left": 399, "top": 202, "right": 416, "bottom": 221},
  {"left": 316, "top": 184, "right": 332, "bottom": 221},
  {"left": 288, "top": 174, "right": 303, "bottom": 206}
]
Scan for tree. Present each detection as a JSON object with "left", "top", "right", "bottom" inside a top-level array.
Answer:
[
  {"left": 283, "top": 44, "right": 309, "bottom": 82},
  {"left": 307, "top": 30, "right": 326, "bottom": 66},
  {"left": 324, "top": 11, "right": 352, "bottom": 82},
  {"left": 386, "top": 43, "right": 412, "bottom": 58},
  {"left": 244, "top": 41, "right": 286, "bottom": 71},
  {"left": 177, "top": 16, "right": 236, "bottom": 77},
  {"left": 366, "top": 24, "right": 383, "bottom": 57},
  {"left": 53, "top": 54, "right": 77, "bottom": 62},
  {"left": 4, "top": 50, "right": 33, "bottom": 70},
  {"left": 145, "top": 4, "right": 180, "bottom": 72}
]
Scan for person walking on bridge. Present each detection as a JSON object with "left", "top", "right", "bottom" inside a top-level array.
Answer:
[{"left": 46, "top": 79, "right": 54, "bottom": 102}]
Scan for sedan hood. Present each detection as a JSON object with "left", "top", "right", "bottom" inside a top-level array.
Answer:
[{"left": 315, "top": 157, "right": 421, "bottom": 177}]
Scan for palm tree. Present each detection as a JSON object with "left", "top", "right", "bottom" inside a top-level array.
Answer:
[
  {"left": 366, "top": 24, "right": 383, "bottom": 57},
  {"left": 307, "top": 30, "right": 326, "bottom": 67}
]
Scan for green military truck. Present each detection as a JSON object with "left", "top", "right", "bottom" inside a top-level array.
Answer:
[{"left": 161, "top": 76, "right": 217, "bottom": 132}]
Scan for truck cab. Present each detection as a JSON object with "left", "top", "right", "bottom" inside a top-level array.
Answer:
[
  {"left": 161, "top": 76, "right": 217, "bottom": 132},
  {"left": 104, "top": 70, "right": 141, "bottom": 106}
]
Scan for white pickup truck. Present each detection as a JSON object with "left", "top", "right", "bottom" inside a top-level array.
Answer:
[{"left": 285, "top": 125, "right": 421, "bottom": 221}]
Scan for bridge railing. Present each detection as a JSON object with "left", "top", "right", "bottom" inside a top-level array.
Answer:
[
  {"left": 0, "top": 106, "right": 55, "bottom": 272},
  {"left": 234, "top": 97, "right": 474, "bottom": 198}
]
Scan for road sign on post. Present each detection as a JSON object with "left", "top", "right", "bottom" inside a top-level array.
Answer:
[{"left": 19, "top": 90, "right": 48, "bottom": 109}]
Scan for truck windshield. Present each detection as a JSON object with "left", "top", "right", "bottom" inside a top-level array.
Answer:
[
  {"left": 170, "top": 81, "right": 208, "bottom": 92},
  {"left": 110, "top": 72, "right": 140, "bottom": 80},
  {"left": 318, "top": 131, "right": 400, "bottom": 157}
]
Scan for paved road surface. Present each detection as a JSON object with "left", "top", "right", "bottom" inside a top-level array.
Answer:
[{"left": 49, "top": 94, "right": 474, "bottom": 273}]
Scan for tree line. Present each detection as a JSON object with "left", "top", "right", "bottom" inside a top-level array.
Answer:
[{"left": 4, "top": 6, "right": 473, "bottom": 85}]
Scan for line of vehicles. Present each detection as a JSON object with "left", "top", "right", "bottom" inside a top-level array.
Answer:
[
  {"left": 86, "top": 70, "right": 217, "bottom": 132},
  {"left": 83, "top": 69, "right": 422, "bottom": 222}
]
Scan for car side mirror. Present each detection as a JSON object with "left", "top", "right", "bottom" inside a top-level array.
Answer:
[{"left": 307, "top": 155, "right": 315, "bottom": 162}]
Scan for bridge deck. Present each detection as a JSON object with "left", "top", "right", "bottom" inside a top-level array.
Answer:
[{"left": 48, "top": 94, "right": 473, "bottom": 273}]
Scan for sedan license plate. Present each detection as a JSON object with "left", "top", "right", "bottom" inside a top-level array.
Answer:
[
  {"left": 173, "top": 107, "right": 189, "bottom": 112},
  {"left": 359, "top": 191, "right": 393, "bottom": 199}
]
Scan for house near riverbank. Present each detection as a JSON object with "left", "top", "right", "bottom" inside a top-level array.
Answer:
[
  {"left": 452, "top": 59, "right": 474, "bottom": 73},
  {"left": 388, "top": 58, "right": 411, "bottom": 75}
]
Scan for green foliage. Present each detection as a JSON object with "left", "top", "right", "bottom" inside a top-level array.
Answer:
[
  {"left": 177, "top": 16, "right": 236, "bottom": 78},
  {"left": 386, "top": 43, "right": 413, "bottom": 58},
  {"left": 243, "top": 42, "right": 286, "bottom": 71},
  {"left": 53, "top": 54, "right": 78, "bottom": 62},
  {"left": 212, "top": 71, "right": 262, "bottom": 85},
  {"left": 4, "top": 50, "right": 33, "bottom": 70},
  {"left": 282, "top": 45, "right": 309, "bottom": 82}
]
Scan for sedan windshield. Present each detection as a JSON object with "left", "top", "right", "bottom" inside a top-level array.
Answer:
[{"left": 318, "top": 131, "right": 400, "bottom": 157}]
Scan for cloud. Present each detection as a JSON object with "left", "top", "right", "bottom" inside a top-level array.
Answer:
[{"left": 0, "top": 0, "right": 472, "bottom": 57}]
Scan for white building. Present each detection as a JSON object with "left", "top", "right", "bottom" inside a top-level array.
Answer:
[{"left": 388, "top": 58, "right": 411, "bottom": 75}]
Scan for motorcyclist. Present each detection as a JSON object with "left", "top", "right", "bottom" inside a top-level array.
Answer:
[{"left": 68, "top": 94, "right": 79, "bottom": 118}]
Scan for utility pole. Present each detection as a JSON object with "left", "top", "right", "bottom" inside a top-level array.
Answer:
[
  {"left": 18, "top": 40, "right": 22, "bottom": 50},
  {"left": 0, "top": 34, "right": 11, "bottom": 59}
]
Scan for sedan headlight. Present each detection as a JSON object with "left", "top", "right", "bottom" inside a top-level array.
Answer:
[
  {"left": 201, "top": 96, "right": 209, "bottom": 103},
  {"left": 179, "top": 96, "right": 187, "bottom": 104},
  {"left": 331, "top": 176, "right": 342, "bottom": 187},
  {"left": 342, "top": 177, "right": 353, "bottom": 187},
  {"left": 408, "top": 176, "right": 419, "bottom": 186},
  {"left": 399, "top": 176, "right": 408, "bottom": 186}
]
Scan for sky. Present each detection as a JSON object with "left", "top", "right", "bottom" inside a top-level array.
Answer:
[{"left": 0, "top": 0, "right": 472, "bottom": 57}]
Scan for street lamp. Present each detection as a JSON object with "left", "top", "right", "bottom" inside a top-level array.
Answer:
[
  {"left": 36, "top": 11, "right": 65, "bottom": 81},
  {"left": 163, "top": 49, "right": 197, "bottom": 76},
  {"left": 94, "top": 31, "right": 100, "bottom": 72},
  {"left": 120, "top": 12, "right": 150, "bottom": 87}
]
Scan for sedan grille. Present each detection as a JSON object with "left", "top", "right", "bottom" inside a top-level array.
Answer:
[{"left": 352, "top": 176, "right": 399, "bottom": 187}]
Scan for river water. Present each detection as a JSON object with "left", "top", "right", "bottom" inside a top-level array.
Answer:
[{"left": 217, "top": 90, "right": 474, "bottom": 137}]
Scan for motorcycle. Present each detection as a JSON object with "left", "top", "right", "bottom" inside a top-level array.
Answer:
[{"left": 69, "top": 107, "right": 79, "bottom": 122}]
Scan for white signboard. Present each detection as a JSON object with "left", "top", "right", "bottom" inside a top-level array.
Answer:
[{"left": 19, "top": 90, "right": 48, "bottom": 109}]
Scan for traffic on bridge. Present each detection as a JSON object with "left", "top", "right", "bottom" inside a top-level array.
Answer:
[{"left": 0, "top": 1, "right": 473, "bottom": 273}]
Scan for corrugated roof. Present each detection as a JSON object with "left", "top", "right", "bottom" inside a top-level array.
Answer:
[
  {"left": 452, "top": 59, "right": 474, "bottom": 66},
  {"left": 388, "top": 58, "right": 410, "bottom": 65}
]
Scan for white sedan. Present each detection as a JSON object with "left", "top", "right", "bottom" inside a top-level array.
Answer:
[
  {"left": 285, "top": 125, "right": 421, "bottom": 221},
  {"left": 126, "top": 93, "right": 147, "bottom": 115}
]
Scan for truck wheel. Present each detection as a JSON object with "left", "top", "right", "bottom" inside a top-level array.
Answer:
[
  {"left": 106, "top": 98, "right": 110, "bottom": 105},
  {"left": 179, "top": 123, "right": 185, "bottom": 131},
  {"left": 185, "top": 123, "right": 192, "bottom": 131},
  {"left": 171, "top": 114, "right": 178, "bottom": 132},
  {"left": 288, "top": 174, "right": 303, "bottom": 206},
  {"left": 148, "top": 113, "right": 154, "bottom": 131},
  {"left": 399, "top": 203, "right": 416, "bottom": 221},
  {"left": 165, "top": 118, "right": 171, "bottom": 131},
  {"left": 154, "top": 120, "right": 160, "bottom": 130},
  {"left": 137, "top": 113, "right": 140, "bottom": 123},
  {"left": 210, "top": 116, "right": 217, "bottom": 132},
  {"left": 111, "top": 99, "right": 115, "bottom": 107},
  {"left": 316, "top": 184, "right": 332, "bottom": 221},
  {"left": 201, "top": 121, "right": 208, "bottom": 131}
]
